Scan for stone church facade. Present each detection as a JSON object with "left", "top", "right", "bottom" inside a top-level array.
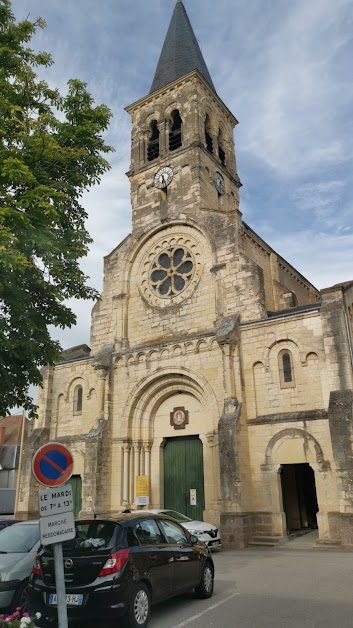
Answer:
[{"left": 17, "top": 1, "right": 353, "bottom": 548}]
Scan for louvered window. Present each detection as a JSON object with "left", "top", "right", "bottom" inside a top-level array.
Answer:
[
  {"left": 147, "top": 121, "right": 160, "bottom": 161},
  {"left": 218, "top": 129, "right": 226, "bottom": 166},
  {"left": 169, "top": 110, "right": 182, "bottom": 151},
  {"left": 218, "top": 146, "right": 226, "bottom": 166},
  {"left": 205, "top": 115, "right": 213, "bottom": 154}
]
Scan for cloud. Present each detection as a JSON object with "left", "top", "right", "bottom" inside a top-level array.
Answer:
[
  {"left": 291, "top": 180, "right": 346, "bottom": 220},
  {"left": 8, "top": 0, "right": 353, "bottom": 360}
]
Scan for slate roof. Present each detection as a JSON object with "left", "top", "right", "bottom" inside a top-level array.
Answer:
[{"left": 150, "top": 0, "right": 215, "bottom": 94}]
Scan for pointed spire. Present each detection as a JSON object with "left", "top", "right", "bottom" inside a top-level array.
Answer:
[{"left": 150, "top": 1, "right": 215, "bottom": 94}]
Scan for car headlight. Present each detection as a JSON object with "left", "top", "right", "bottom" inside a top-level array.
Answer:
[{"left": 190, "top": 530, "right": 203, "bottom": 536}]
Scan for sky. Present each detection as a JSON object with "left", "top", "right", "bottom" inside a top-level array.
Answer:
[{"left": 11, "top": 0, "right": 353, "bottom": 353}]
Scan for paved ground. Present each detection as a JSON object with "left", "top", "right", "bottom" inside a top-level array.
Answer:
[{"left": 55, "top": 533, "right": 353, "bottom": 627}]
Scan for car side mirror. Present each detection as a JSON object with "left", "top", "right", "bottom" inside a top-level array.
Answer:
[{"left": 189, "top": 534, "right": 198, "bottom": 545}]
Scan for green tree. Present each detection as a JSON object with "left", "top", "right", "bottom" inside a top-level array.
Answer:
[{"left": 0, "top": 0, "right": 113, "bottom": 416}]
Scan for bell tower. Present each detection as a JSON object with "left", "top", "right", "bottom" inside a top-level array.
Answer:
[{"left": 125, "top": 0, "right": 242, "bottom": 233}]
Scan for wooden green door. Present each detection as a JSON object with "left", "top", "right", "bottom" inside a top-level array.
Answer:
[
  {"left": 70, "top": 475, "right": 82, "bottom": 518},
  {"left": 164, "top": 436, "right": 205, "bottom": 521}
]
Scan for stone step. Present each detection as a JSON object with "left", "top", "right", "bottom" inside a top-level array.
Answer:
[{"left": 248, "top": 536, "right": 285, "bottom": 547}]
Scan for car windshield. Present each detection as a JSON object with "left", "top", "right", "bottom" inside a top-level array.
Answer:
[
  {"left": 0, "top": 523, "right": 39, "bottom": 553},
  {"left": 162, "top": 510, "right": 192, "bottom": 522},
  {"left": 61, "top": 520, "right": 126, "bottom": 553}
]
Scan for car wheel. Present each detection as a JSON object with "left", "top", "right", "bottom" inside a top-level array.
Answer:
[
  {"left": 11, "top": 579, "right": 30, "bottom": 612},
  {"left": 125, "top": 582, "right": 151, "bottom": 628},
  {"left": 195, "top": 560, "right": 214, "bottom": 599}
]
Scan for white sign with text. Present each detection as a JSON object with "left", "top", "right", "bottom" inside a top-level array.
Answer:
[
  {"left": 38, "top": 484, "right": 74, "bottom": 517},
  {"left": 40, "top": 511, "right": 76, "bottom": 546}
]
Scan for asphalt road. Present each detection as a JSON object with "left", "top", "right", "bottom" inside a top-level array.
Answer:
[{"left": 58, "top": 535, "right": 353, "bottom": 628}]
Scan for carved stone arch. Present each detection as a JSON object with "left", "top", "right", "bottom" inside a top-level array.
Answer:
[
  {"left": 143, "top": 109, "right": 163, "bottom": 130},
  {"left": 268, "top": 336, "right": 319, "bottom": 364},
  {"left": 125, "top": 220, "right": 212, "bottom": 269},
  {"left": 126, "top": 355, "right": 136, "bottom": 367},
  {"left": 264, "top": 338, "right": 299, "bottom": 371},
  {"left": 267, "top": 338, "right": 299, "bottom": 354},
  {"left": 204, "top": 107, "right": 217, "bottom": 131},
  {"left": 88, "top": 388, "right": 96, "bottom": 400},
  {"left": 124, "top": 367, "right": 220, "bottom": 439},
  {"left": 265, "top": 428, "right": 324, "bottom": 466},
  {"left": 196, "top": 339, "right": 208, "bottom": 352},
  {"left": 165, "top": 101, "right": 183, "bottom": 120},
  {"left": 305, "top": 351, "right": 319, "bottom": 364},
  {"left": 64, "top": 374, "right": 90, "bottom": 402}
]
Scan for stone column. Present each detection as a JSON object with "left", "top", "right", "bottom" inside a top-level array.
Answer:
[
  {"left": 96, "top": 368, "right": 108, "bottom": 420},
  {"left": 158, "top": 120, "right": 167, "bottom": 156},
  {"left": 122, "top": 444, "right": 131, "bottom": 506},
  {"left": 215, "top": 315, "right": 239, "bottom": 399},
  {"left": 143, "top": 443, "right": 151, "bottom": 478},
  {"left": 133, "top": 442, "right": 141, "bottom": 502},
  {"left": 92, "top": 344, "right": 114, "bottom": 421},
  {"left": 114, "top": 292, "right": 130, "bottom": 350}
]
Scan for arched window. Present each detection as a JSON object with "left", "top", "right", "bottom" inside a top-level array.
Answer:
[
  {"left": 205, "top": 114, "right": 213, "bottom": 154},
  {"left": 147, "top": 120, "right": 160, "bottom": 161},
  {"left": 169, "top": 110, "right": 182, "bottom": 151},
  {"left": 73, "top": 385, "right": 83, "bottom": 413},
  {"left": 218, "top": 129, "right": 226, "bottom": 166},
  {"left": 278, "top": 350, "right": 295, "bottom": 388}
]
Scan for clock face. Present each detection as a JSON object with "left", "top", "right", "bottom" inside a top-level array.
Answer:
[
  {"left": 154, "top": 166, "right": 174, "bottom": 189},
  {"left": 214, "top": 171, "right": 225, "bottom": 195}
]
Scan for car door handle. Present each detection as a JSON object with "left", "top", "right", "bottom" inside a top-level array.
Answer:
[
  {"left": 148, "top": 555, "right": 157, "bottom": 561},
  {"left": 176, "top": 556, "right": 189, "bottom": 562}
]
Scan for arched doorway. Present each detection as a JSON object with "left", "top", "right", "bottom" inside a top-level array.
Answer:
[
  {"left": 164, "top": 436, "right": 205, "bottom": 521},
  {"left": 281, "top": 464, "right": 318, "bottom": 532}
]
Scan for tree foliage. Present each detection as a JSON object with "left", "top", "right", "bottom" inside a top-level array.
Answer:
[{"left": 0, "top": 0, "right": 113, "bottom": 416}]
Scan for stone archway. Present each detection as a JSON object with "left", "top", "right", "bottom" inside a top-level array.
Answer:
[
  {"left": 118, "top": 368, "right": 220, "bottom": 520},
  {"left": 261, "top": 428, "right": 328, "bottom": 540},
  {"left": 265, "top": 428, "right": 324, "bottom": 467}
]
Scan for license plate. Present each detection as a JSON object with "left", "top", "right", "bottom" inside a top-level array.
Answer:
[
  {"left": 210, "top": 540, "right": 220, "bottom": 546},
  {"left": 49, "top": 594, "right": 83, "bottom": 606}
]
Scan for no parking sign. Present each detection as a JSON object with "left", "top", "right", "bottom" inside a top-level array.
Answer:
[
  {"left": 32, "top": 442, "right": 75, "bottom": 628},
  {"left": 32, "top": 442, "right": 74, "bottom": 487}
]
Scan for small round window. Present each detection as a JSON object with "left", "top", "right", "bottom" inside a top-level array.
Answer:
[{"left": 150, "top": 246, "right": 194, "bottom": 297}]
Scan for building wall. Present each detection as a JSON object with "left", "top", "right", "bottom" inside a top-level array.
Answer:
[{"left": 15, "top": 62, "right": 353, "bottom": 550}]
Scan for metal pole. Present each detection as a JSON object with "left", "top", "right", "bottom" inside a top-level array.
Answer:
[{"left": 53, "top": 543, "right": 68, "bottom": 628}]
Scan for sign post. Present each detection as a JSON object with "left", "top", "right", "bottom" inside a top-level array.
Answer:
[{"left": 33, "top": 442, "right": 75, "bottom": 628}]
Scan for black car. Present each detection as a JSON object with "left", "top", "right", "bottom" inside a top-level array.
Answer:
[{"left": 28, "top": 513, "right": 214, "bottom": 627}]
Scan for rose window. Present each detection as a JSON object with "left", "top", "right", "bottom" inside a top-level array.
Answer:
[{"left": 150, "top": 247, "right": 194, "bottom": 297}]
